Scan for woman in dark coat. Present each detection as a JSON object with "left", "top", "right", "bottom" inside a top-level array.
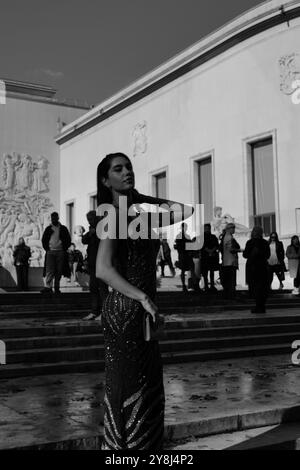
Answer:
[
  {"left": 243, "top": 226, "right": 270, "bottom": 313},
  {"left": 267, "top": 231, "right": 285, "bottom": 289}
]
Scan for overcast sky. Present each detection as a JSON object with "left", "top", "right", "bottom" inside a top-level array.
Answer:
[{"left": 0, "top": 0, "right": 264, "bottom": 106}]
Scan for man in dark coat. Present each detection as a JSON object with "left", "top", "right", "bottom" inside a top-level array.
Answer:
[
  {"left": 174, "top": 223, "right": 199, "bottom": 292},
  {"left": 82, "top": 210, "right": 109, "bottom": 320},
  {"left": 243, "top": 226, "right": 270, "bottom": 313},
  {"left": 158, "top": 233, "right": 175, "bottom": 277},
  {"left": 200, "top": 223, "right": 219, "bottom": 292},
  {"left": 13, "top": 237, "right": 31, "bottom": 291},
  {"left": 41, "top": 212, "right": 71, "bottom": 294}
]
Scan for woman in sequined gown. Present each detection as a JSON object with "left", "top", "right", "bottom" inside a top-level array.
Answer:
[{"left": 95, "top": 153, "right": 194, "bottom": 450}]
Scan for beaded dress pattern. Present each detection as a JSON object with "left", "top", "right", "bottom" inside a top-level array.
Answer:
[{"left": 101, "top": 235, "right": 165, "bottom": 450}]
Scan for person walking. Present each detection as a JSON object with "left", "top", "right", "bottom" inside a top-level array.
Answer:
[
  {"left": 200, "top": 223, "right": 219, "bottom": 292},
  {"left": 286, "top": 235, "right": 300, "bottom": 295},
  {"left": 243, "top": 226, "right": 270, "bottom": 313},
  {"left": 95, "top": 152, "right": 193, "bottom": 450},
  {"left": 82, "top": 210, "right": 109, "bottom": 321},
  {"left": 41, "top": 212, "right": 71, "bottom": 294},
  {"left": 268, "top": 231, "right": 285, "bottom": 290},
  {"left": 157, "top": 233, "right": 175, "bottom": 277},
  {"left": 13, "top": 237, "right": 31, "bottom": 291},
  {"left": 220, "top": 223, "right": 241, "bottom": 299}
]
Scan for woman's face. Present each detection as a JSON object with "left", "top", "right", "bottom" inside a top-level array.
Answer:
[
  {"left": 270, "top": 233, "right": 277, "bottom": 242},
  {"left": 104, "top": 156, "right": 135, "bottom": 194}
]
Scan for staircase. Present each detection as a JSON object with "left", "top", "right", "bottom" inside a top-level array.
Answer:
[{"left": 0, "top": 291, "right": 299, "bottom": 378}]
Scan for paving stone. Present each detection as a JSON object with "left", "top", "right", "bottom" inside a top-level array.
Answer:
[{"left": 1, "top": 355, "right": 300, "bottom": 449}]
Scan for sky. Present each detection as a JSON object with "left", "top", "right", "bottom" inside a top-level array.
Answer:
[{"left": 0, "top": 0, "right": 265, "bottom": 106}]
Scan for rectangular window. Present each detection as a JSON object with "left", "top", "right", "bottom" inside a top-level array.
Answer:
[
  {"left": 197, "top": 157, "right": 213, "bottom": 223},
  {"left": 153, "top": 171, "right": 167, "bottom": 199},
  {"left": 250, "top": 138, "right": 276, "bottom": 236},
  {"left": 66, "top": 202, "right": 74, "bottom": 237}
]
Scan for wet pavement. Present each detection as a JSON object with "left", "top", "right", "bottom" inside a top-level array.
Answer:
[{"left": 1, "top": 354, "right": 300, "bottom": 449}]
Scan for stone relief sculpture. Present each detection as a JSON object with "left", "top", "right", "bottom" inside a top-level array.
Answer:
[
  {"left": 15, "top": 154, "right": 33, "bottom": 191},
  {"left": 279, "top": 53, "right": 300, "bottom": 95},
  {"left": 2, "top": 154, "right": 16, "bottom": 190},
  {"left": 211, "top": 206, "right": 250, "bottom": 238},
  {"left": 32, "top": 156, "right": 49, "bottom": 192},
  {"left": 0, "top": 153, "right": 53, "bottom": 267},
  {"left": 132, "top": 121, "right": 148, "bottom": 157}
]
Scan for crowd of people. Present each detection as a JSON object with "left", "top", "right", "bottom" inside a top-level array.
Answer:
[
  {"left": 158, "top": 222, "right": 300, "bottom": 316},
  {"left": 6, "top": 209, "right": 300, "bottom": 314}
]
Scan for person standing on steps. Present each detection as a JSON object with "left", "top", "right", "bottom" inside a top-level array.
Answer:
[
  {"left": 200, "top": 223, "right": 219, "bottom": 293},
  {"left": 95, "top": 152, "right": 194, "bottom": 450},
  {"left": 243, "top": 226, "right": 270, "bottom": 314},
  {"left": 174, "top": 223, "right": 197, "bottom": 293},
  {"left": 286, "top": 235, "right": 300, "bottom": 295},
  {"left": 41, "top": 212, "right": 71, "bottom": 294},
  {"left": 67, "top": 243, "right": 83, "bottom": 286},
  {"left": 220, "top": 223, "right": 241, "bottom": 300},
  {"left": 82, "top": 210, "right": 109, "bottom": 321},
  {"left": 268, "top": 231, "right": 286, "bottom": 290},
  {"left": 13, "top": 237, "right": 31, "bottom": 291},
  {"left": 157, "top": 233, "right": 175, "bottom": 278}
]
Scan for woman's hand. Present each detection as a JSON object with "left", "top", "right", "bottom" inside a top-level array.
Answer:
[{"left": 140, "top": 295, "right": 159, "bottom": 323}]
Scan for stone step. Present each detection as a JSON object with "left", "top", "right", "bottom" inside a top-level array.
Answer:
[
  {"left": 168, "top": 423, "right": 300, "bottom": 450},
  {"left": 4, "top": 331, "right": 297, "bottom": 364},
  {"left": 0, "top": 293, "right": 91, "bottom": 305},
  {"left": 1, "top": 301, "right": 300, "bottom": 319},
  {"left": 0, "top": 290, "right": 295, "bottom": 305},
  {"left": 0, "top": 309, "right": 91, "bottom": 320},
  {"left": 2, "top": 314, "right": 300, "bottom": 339},
  {"left": 0, "top": 343, "right": 291, "bottom": 379},
  {"left": 3, "top": 322, "right": 300, "bottom": 349},
  {"left": 0, "top": 303, "right": 91, "bottom": 312}
]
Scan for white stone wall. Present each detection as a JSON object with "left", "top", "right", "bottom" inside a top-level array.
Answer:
[{"left": 59, "top": 17, "right": 300, "bottom": 285}]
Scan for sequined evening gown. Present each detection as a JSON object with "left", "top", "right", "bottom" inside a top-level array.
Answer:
[{"left": 101, "top": 236, "right": 165, "bottom": 450}]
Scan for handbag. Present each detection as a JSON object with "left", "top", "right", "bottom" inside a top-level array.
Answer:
[{"left": 143, "top": 313, "right": 165, "bottom": 342}]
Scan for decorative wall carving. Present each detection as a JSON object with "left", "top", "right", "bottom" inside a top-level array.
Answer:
[
  {"left": 132, "top": 121, "right": 148, "bottom": 157},
  {"left": 0, "top": 153, "right": 53, "bottom": 268},
  {"left": 279, "top": 53, "right": 300, "bottom": 95},
  {"left": 211, "top": 206, "right": 250, "bottom": 238}
]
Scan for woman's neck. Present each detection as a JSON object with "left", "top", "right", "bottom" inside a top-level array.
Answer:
[{"left": 112, "top": 190, "right": 133, "bottom": 209}]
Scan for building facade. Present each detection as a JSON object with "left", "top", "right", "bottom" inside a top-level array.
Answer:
[
  {"left": 6, "top": 0, "right": 297, "bottom": 287},
  {"left": 0, "top": 79, "right": 89, "bottom": 287}
]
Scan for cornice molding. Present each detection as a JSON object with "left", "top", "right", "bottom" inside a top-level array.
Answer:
[{"left": 56, "top": 0, "right": 300, "bottom": 146}]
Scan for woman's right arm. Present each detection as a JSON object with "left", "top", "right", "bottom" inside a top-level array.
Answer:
[{"left": 135, "top": 192, "right": 194, "bottom": 227}]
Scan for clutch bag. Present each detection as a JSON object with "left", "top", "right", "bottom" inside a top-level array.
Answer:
[{"left": 143, "top": 313, "right": 165, "bottom": 342}]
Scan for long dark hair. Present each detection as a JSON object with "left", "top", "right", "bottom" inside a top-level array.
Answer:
[
  {"left": 251, "top": 226, "right": 263, "bottom": 239},
  {"left": 268, "top": 231, "right": 279, "bottom": 244},
  {"left": 291, "top": 235, "right": 300, "bottom": 246},
  {"left": 96, "top": 153, "right": 132, "bottom": 205}
]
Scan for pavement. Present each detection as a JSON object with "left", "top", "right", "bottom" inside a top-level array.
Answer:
[{"left": 1, "top": 354, "right": 300, "bottom": 449}]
